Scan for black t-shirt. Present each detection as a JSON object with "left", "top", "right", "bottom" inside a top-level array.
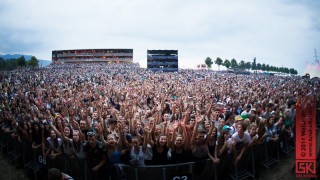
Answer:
[
  {"left": 84, "top": 141, "right": 105, "bottom": 165},
  {"left": 32, "top": 132, "right": 42, "bottom": 145},
  {"left": 170, "top": 148, "right": 192, "bottom": 164},
  {"left": 152, "top": 144, "right": 169, "bottom": 165}
]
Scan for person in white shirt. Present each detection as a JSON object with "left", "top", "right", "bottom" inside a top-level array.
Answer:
[
  {"left": 231, "top": 121, "right": 252, "bottom": 163},
  {"left": 129, "top": 136, "right": 147, "bottom": 166}
]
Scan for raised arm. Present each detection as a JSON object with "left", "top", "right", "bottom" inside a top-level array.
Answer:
[
  {"left": 72, "top": 120, "right": 84, "bottom": 143},
  {"left": 98, "top": 125, "right": 108, "bottom": 147},
  {"left": 206, "top": 102, "right": 213, "bottom": 120},
  {"left": 129, "top": 117, "right": 135, "bottom": 135},
  {"left": 178, "top": 99, "right": 183, "bottom": 120},
  {"left": 142, "top": 126, "right": 152, "bottom": 153},
  {"left": 85, "top": 111, "right": 92, "bottom": 132},
  {"left": 183, "top": 108, "right": 191, "bottom": 126},
  {"left": 168, "top": 121, "right": 178, "bottom": 149},
  {"left": 178, "top": 123, "right": 188, "bottom": 151},
  {"left": 97, "top": 105, "right": 106, "bottom": 135},
  {"left": 48, "top": 120, "right": 63, "bottom": 139},
  {"left": 206, "top": 121, "right": 215, "bottom": 144},
  {"left": 146, "top": 126, "right": 154, "bottom": 147},
  {"left": 117, "top": 122, "right": 125, "bottom": 149},
  {"left": 190, "top": 115, "right": 202, "bottom": 151}
]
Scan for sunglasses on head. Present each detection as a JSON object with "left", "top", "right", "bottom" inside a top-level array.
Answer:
[{"left": 87, "top": 132, "right": 96, "bottom": 137}]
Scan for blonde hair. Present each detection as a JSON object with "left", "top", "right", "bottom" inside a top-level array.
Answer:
[
  {"left": 243, "top": 118, "right": 251, "bottom": 127},
  {"left": 248, "top": 123, "right": 257, "bottom": 132}
]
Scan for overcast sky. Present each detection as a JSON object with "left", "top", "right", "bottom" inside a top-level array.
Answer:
[{"left": 1, "top": 0, "right": 320, "bottom": 74}]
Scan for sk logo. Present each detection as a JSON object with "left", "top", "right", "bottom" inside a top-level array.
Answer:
[{"left": 296, "top": 161, "right": 316, "bottom": 174}]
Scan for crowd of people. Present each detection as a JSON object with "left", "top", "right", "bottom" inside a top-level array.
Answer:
[{"left": 0, "top": 62, "right": 319, "bottom": 180}]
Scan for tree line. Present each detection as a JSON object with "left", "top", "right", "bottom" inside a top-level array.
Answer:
[
  {"left": 205, "top": 57, "right": 298, "bottom": 75},
  {"left": 0, "top": 55, "right": 39, "bottom": 71}
]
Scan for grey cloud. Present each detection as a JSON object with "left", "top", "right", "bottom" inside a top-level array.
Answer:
[{"left": 0, "top": 0, "right": 319, "bottom": 74}]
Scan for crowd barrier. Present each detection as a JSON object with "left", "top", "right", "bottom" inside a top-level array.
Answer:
[{"left": 0, "top": 128, "right": 296, "bottom": 180}]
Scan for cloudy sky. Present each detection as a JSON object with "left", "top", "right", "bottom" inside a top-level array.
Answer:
[{"left": 1, "top": 0, "right": 319, "bottom": 74}]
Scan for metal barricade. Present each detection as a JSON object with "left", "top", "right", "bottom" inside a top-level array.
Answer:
[
  {"left": 229, "top": 146, "right": 255, "bottom": 180},
  {"left": 280, "top": 131, "right": 295, "bottom": 157},
  {"left": 7, "top": 136, "right": 23, "bottom": 167},
  {"left": 59, "top": 155, "right": 88, "bottom": 180},
  {"left": 73, "top": 158, "right": 89, "bottom": 180},
  {"left": 47, "top": 155, "right": 91, "bottom": 180},
  {"left": 0, "top": 131, "right": 300, "bottom": 180},
  {"left": 0, "top": 131, "right": 10, "bottom": 155},
  {"left": 119, "top": 160, "right": 217, "bottom": 180},
  {"left": 260, "top": 140, "right": 280, "bottom": 168},
  {"left": 24, "top": 141, "right": 46, "bottom": 180}
]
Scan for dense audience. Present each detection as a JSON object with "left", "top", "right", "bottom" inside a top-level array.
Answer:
[{"left": 0, "top": 63, "right": 319, "bottom": 180}]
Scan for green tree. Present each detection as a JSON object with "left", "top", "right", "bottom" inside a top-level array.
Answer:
[
  {"left": 261, "top": 63, "right": 266, "bottom": 71},
  {"left": 266, "top": 64, "right": 270, "bottom": 71},
  {"left": 279, "top": 67, "right": 284, "bottom": 73},
  {"left": 252, "top": 62, "right": 257, "bottom": 70},
  {"left": 245, "top": 62, "right": 251, "bottom": 70},
  {"left": 205, "top": 57, "right": 213, "bottom": 68},
  {"left": 223, "top": 59, "right": 231, "bottom": 69},
  {"left": 239, "top": 60, "right": 245, "bottom": 69},
  {"left": 284, "top": 67, "right": 289, "bottom": 74},
  {"left": 0, "top": 58, "right": 6, "bottom": 71},
  {"left": 289, "top": 68, "right": 295, "bottom": 74},
  {"left": 17, "top": 56, "right": 26, "bottom": 67},
  {"left": 215, "top": 57, "right": 223, "bottom": 70},
  {"left": 7, "top": 58, "right": 18, "bottom": 70},
  {"left": 29, "top": 56, "right": 39, "bottom": 68},
  {"left": 257, "top": 63, "right": 261, "bottom": 70},
  {"left": 270, "top": 66, "right": 275, "bottom": 72},
  {"left": 230, "top": 58, "right": 238, "bottom": 68}
]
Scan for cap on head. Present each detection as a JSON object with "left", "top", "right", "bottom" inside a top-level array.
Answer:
[
  {"left": 222, "top": 125, "right": 231, "bottom": 131},
  {"left": 235, "top": 115, "right": 243, "bottom": 121}
]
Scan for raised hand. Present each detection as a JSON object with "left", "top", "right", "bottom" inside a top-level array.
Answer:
[
  {"left": 117, "top": 122, "right": 124, "bottom": 131},
  {"left": 172, "top": 120, "right": 179, "bottom": 130},
  {"left": 73, "top": 120, "right": 80, "bottom": 130},
  {"left": 195, "top": 115, "right": 202, "bottom": 124},
  {"left": 144, "top": 126, "right": 151, "bottom": 134}
]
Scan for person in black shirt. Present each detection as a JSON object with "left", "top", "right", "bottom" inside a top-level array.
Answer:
[
  {"left": 84, "top": 132, "right": 106, "bottom": 180},
  {"left": 148, "top": 134, "right": 170, "bottom": 165},
  {"left": 79, "top": 119, "right": 89, "bottom": 140},
  {"left": 170, "top": 122, "right": 192, "bottom": 164}
]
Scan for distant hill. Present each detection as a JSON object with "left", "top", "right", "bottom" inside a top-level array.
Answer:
[
  {"left": 0, "top": 54, "right": 51, "bottom": 67},
  {"left": 0, "top": 54, "right": 33, "bottom": 60}
]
